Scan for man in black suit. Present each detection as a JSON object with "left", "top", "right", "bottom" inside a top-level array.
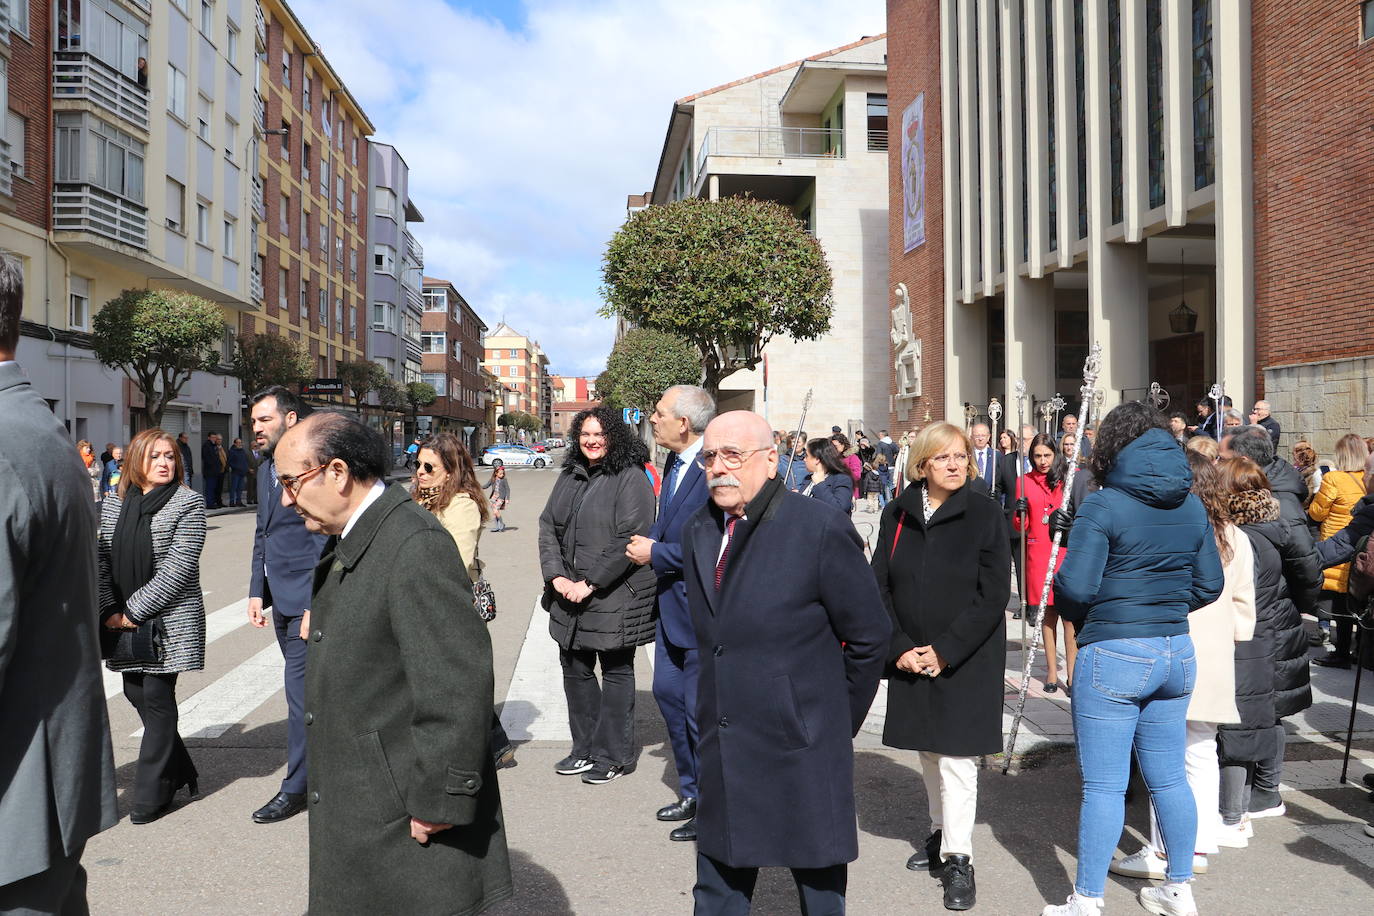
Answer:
[
  {"left": 683, "top": 410, "right": 890, "bottom": 914},
  {"left": 0, "top": 256, "right": 118, "bottom": 912},
  {"left": 626, "top": 385, "right": 716, "bottom": 842},
  {"left": 177, "top": 432, "right": 194, "bottom": 487},
  {"left": 201, "top": 433, "right": 223, "bottom": 508},
  {"left": 246, "top": 385, "right": 326, "bottom": 823}
]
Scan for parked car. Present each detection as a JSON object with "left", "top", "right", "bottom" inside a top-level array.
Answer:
[
  {"left": 531, "top": 443, "right": 547, "bottom": 453},
  {"left": 545, "top": 437, "right": 566, "bottom": 449},
  {"left": 480, "top": 444, "right": 548, "bottom": 468}
]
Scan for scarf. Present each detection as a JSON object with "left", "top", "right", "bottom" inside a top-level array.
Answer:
[
  {"left": 110, "top": 482, "right": 179, "bottom": 612},
  {"left": 414, "top": 484, "right": 444, "bottom": 512}
]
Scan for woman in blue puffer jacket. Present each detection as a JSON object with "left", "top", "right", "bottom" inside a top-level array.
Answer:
[{"left": 1040, "top": 401, "right": 1223, "bottom": 916}]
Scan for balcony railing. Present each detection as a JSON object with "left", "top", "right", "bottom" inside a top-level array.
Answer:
[
  {"left": 252, "top": 176, "right": 266, "bottom": 221},
  {"left": 0, "top": 0, "right": 11, "bottom": 41},
  {"left": 696, "top": 126, "right": 845, "bottom": 177},
  {"left": 254, "top": 91, "right": 266, "bottom": 133},
  {"left": 53, "top": 185, "right": 149, "bottom": 249},
  {"left": 0, "top": 140, "right": 11, "bottom": 198},
  {"left": 249, "top": 265, "right": 264, "bottom": 303},
  {"left": 403, "top": 284, "right": 424, "bottom": 314},
  {"left": 403, "top": 229, "right": 423, "bottom": 267},
  {"left": 53, "top": 52, "right": 150, "bottom": 132},
  {"left": 255, "top": 2, "right": 267, "bottom": 47}
]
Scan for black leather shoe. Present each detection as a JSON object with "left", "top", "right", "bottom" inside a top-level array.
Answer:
[
  {"left": 669, "top": 818, "right": 697, "bottom": 842},
  {"left": 1314, "top": 652, "right": 1352, "bottom": 669},
  {"left": 252, "top": 791, "right": 307, "bottom": 824},
  {"left": 906, "top": 829, "right": 942, "bottom": 871},
  {"left": 129, "top": 802, "right": 172, "bottom": 825},
  {"left": 940, "top": 854, "right": 975, "bottom": 910},
  {"left": 1363, "top": 773, "right": 1374, "bottom": 790},
  {"left": 657, "top": 797, "right": 698, "bottom": 822}
]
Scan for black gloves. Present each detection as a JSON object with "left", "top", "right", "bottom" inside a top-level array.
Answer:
[
  {"left": 1014, "top": 498, "right": 1030, "bottom": 516},
  {"left": 1048, "top": 508, "right": 1074, "bottom": 543}
]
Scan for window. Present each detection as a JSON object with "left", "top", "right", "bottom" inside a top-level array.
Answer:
[
  {"left": 320, "top": 157, "right": 329, "bottom": 196},
  {"left": 301, "top": 209, "right": 309, "bottom": 251},
  {"left": 299, "top": 277, "right": 308, "bottom": 317},
  {"left": 8, "top": 0, "right": 29, "bottom": 35},
  {"left": 1192, "top": 0, "right": 1214, "bottom": 189},
  {"left": 302, "top": 73, "right": 311, "bottom": 113},
  {"left": 336, "top": 175, "right": 344, "bottom": 208},
  {"left": 349, "top": 248, "right": 357, "bottom": 283},
  {"left": 349, "top": 189, "right": 357, "bottom": 219},
  {"left": 197, "top": 95, "right": 212, "bottom": 142},
  {"left": 453, "top": 340, "right": 462, "bottom": 362},
  {"left": 421, "top": 332, "right": 446, "bottom": 354},
  {"left": 172, "top": 0, "right": 187, "bottom": 11},
  {"left": 866, "top": 93, "right": 888, "bottom": 151},
  {"left": 302, "top": 140, "right": 311, "bottom": 182},
  {"left": 335, "top": 297, "right": 343, "bottom": 328},
  {"left": 371, "top": 301, "right": 396, "bottom": 330},
  {"left": 335, "top": 236, "right": 344, "bottom": 268},
  {"left": 54, "top": 114, "right": 147, "bottom": 202},
  {"left": 348, "top": 305, "right": 356, "bottom": 338},
  {"left": 56, "top": 0, "right": 149, "bottom": 83},
  {"left": 421, "top": 372, "right": 445, "bottom": 392},
  {"left": 280, "top": 120, "right": 290, "bottom": 160},
  {"left": 280, "top": 48, "right": 291, "bottom": 88},
  {"left": 279, "top": 192, "right": 289, "bottom": 235},
  {"left": 200, "top": 0, "right": 213, "bottom": 35},
  {"left": 509, "top": 348, "right": 518, "bottom": 358},
  {"left": 223, "top": 218, "right": 236, "bottom": 259},
  {"left": 374, "top": 187, "right": 397, "bottom": 217},
  {"left": 195, "top": 202, "right": 210, "bottom": 244},
  {"left": 1365, "top": 0, "right": 1374, "bottom": 40},
  {"left": 165, "top": 178, "right": 186, "bottom": 232},
  {"left": 318, "top": 287, "right": 328, "bottom": 326},
  {"left": 69, "top": 276, "right": 91, "bottom": 330},
  {"left": 373, "top": 244, "right": 396, "bottom": 274},
  {"left": 278, "top": 267, "right": 289, "bottom": 309},
  {"left": 224, "top": 116, "right": 237, "bottom": 161},
  {"left": 351, "top": 135, "right": 358, "bottom": 165},
  {"left": 227, "top": 24, "right": 239, "bottom": 61},
  {"left": 5, "top": 110, "right": 25, "bottom": 178},
  {"left": 424, "top": 289, "right": 446, "bottom": 311},
  {"left": 321, "top": 97, "right": 332, "bottom": 136},
  {"left": 319, "top": 219, "right": 328, "bottom": 253},
  {"left": 168, "top": 65, "right": 188, "bottom": 119}
]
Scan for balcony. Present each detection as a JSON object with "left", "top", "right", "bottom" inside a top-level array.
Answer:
[
  {"left": 53, "top": 185, "right": 149, "bottom": 249},
  {"left": 252, "top": 176, "right": 266, "bottom": 221},
  {"left": 255, "top": 2, "right": 267, "bottom": 48},
  {"left": 696, "top": 126, "right": 844, "bottom": 178},
  {"left": 403, "top": 229, "right": 423, "bottom": 267},
  {"left": 250, "top": 264, "right": 264, "bottom": 303},
  {"left": 254, "top": 91, "right": 265, "bottom": 133},
  {"left": 0, "top": 0, "right": 10, "bottom": 42},
  {"left": 403, "top": 284, "right": 424, "bottom": 314},
  {"left": 53, "top": 52, "right": 150, "bottom": 132}
]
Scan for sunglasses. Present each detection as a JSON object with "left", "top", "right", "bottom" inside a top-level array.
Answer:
[{"left": 419, "top": 461, "right": 440, "bottom": 474}]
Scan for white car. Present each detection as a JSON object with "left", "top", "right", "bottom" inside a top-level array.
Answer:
[{"left": 481, "top": 444, "right": 548, "bottom": 468}]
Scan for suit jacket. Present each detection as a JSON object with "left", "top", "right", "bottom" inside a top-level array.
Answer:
[
  {"left": 684, "top": 476, "right": 890, "bottom": 868},
  {"left": 201, "top": 440, "right": 221, "bottom": 476},
  {"left": 648, "top": 449, "right": 710, "bottom": 649},
  {"left": 306, "top": 484, "right": 512, "bottom": 913},
  {"left": 250, "top": 457, "right": 327, "bottom": 617},
  {"left": 0, "top": 362, "right": 117, "bottom": 885}
]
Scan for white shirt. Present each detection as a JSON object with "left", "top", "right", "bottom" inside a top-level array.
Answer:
[
  {"left": 716, "top": 511, "right": 747, "bottom": 565},
  {"left": 0, "top": 360, "right": 16, "bottom": 368},
  {"left": 341, "top": 480, "right": 387, "bottom": 540},
  {"left": 671, "top": 437, "right": 704, "bottom": 500}
]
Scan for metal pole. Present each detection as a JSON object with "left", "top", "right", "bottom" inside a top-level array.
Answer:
[
  {"left": 779, "top": 388, "right": 813, "bottom": 488},
  {"left": 1208, "top": 382, "right": 1223, "bottom": 439},
  {"left": 987, "top": 397, "right": 1002, "bottom": 498},
  {"left": 1005, "top": 345, "right": 1102, "bottom": 773},
  {"left": 1013, "top": 380, "right": 1029, "bottom": 706}
]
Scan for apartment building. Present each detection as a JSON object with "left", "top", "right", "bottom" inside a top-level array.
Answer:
[
  {"left": 550, "top": 374, "right": 596, "bottom": 402},
  {"left": 4, "top": 0, "right": 260, "bottom": 446},
  {"left": 420, "top": 276, "right": 489, "bottom": 448},
  {"left": 886, "top": 0, "right": 1374, "bottom": 450},
  {"left": 366, "top": 141, "right": 423, "bottom": 385},
  {"left": 482, "top": 321, "right": 550, "bottom": 429},
  {"left": 251, "top": 0, "right": 373, "bottom": 387},
  {"left": 645, "top": 35, "right": 891, "bottom": 431}
]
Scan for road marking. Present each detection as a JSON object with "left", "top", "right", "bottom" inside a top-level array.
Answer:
[
  {"left": 132, "top": 642, "right": 284, "bottom": 739},
  {"left": 103, "top": 598, "right": 252, "bottom": 699},
  {"left": 499, "top": 598, "right": 571, "bottom": 742}
]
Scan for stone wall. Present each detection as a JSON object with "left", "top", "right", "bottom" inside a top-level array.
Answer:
[{"left": 1263, "top": 356, "right": 1374, "bottom": 456}]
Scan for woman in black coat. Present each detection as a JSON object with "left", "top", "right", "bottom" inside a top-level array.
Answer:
[
  {"left": 801, "top": 437, "right": 855, "bottom": 515},
  {"left": 1216, "top": 457, "right": 1321, "bottom": 836},
  {"left": 871, "top": 422, "right": 1011, "bottom": 910},
  {"left": 538, "top": 406, "right": 656, "bottom": 784}
]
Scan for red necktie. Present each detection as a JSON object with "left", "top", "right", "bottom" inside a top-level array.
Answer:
[{"left": 714, "top": 516, "right": 739, "bottom": 591}]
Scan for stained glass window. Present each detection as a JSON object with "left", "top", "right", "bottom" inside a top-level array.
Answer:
[
  {"left": 1147, "top": 0, "right": 1165, "bottom": 208},
  {"left": 1192, "top": 0, "right": 1214, "bottom": 189},
  {"left": 1109, "top": 0, "right": 1123, "bottom": 225},
  {"left": 1075, "top": 0, "right": 1087, "bottom": 239},
  {"left": 1046, "top": 4, "right": 1057, "bottom": 253}
]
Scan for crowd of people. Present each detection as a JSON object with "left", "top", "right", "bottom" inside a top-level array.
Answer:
[{"left": 6, "top": 251, "right": 1374, "bottom": 914}]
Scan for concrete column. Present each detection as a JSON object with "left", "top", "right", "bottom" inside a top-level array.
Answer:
[
  {"left": 958, "top": 0, "right": 980, "bottom": 300},
  {"left": 1121, "top": 0, "right": 1149, "bottom": 241},
  {"left": 1086, "top": 0, "right": 1149, "bottom": 405},
  {"left": 1162, "top": 0, "right": 1192, "bottom": 227},
  {"left": 1024, "top": 0, "right": 1051, "bottom": 277},
  {"left": 941, "top": 0, "right": 962, "bottom": 303},
  {"left": 978, "top": 0, "right": 1001, "bottom": 297},
  {"left": 1213, "top": 4, "right": 1253, "bottom": 408},
  {"left": 1052, "top": 0, "right": 1076, "bottom": 270},
  {"left": 708, "top": 174, "right": 719, "bottom": 201}
]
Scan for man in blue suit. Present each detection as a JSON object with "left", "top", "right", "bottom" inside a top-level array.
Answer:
[
  {"left": 627, "top": 384, "right": 716, "bottom": 842},
  {"left": 246, "top": 385, "right": 327, "bottom": 824}
]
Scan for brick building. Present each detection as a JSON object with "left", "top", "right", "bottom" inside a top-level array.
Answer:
[
  {"left": 252, "top": 0, "right": 374, "bottom": 390},
  {"left": 482, "top": 321, "right": 551, "bottom": 430},
  {"left": 420, "top": 276, "right": 489, "bottom": 449}
]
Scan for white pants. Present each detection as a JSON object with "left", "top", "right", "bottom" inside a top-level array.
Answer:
[
  {"left": 1149, "top": 720, "right": 1221, "bottom": 856},
  {"left": 920, "top": 752, "right": 979, "bottom": 860}
]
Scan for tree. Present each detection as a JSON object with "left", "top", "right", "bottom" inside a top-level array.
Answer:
[
  {"left": 376, "top": 378, "right": 406, "bottom": 413},
  {"left": 596, "top": 328, "right": 699, "bottom": 413},
  {"left": 496, "top": 412, "right": 514, "bottom": 440},
  {"left": 403, "top": 381, "right": 438, "bottom": 426},
  {"left": 91, "top": 289, "right": 227, "bottom": 427},
  {"left": 600, "top": 196, "right": 833, "bottom": 394},
  {"left": 513, "top": 411, "right": 542, "bottom": 435},
  {"left": 337, "top": 359, "right": 390, "bottom": 408},
  {"left": 230, "top": 332, "right": 312, "bottom": 400}
]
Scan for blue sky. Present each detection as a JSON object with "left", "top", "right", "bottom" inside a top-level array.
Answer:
[{"left": 291, "top": 0, "right": 886, "bottom": 377}]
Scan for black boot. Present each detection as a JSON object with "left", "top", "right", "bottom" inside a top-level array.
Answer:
[
  {"left": 940, "top": 854, "right": 975, "bottom": 910},
  {"left": 906, "top": 829, "right": 942, "bottom": 871}
]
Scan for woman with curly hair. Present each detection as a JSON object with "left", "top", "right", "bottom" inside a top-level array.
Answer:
[
  {"left": 538, "top": 405, "right": 656, "bottom": 784},
  {"left": 1041, "top": 401, "right": 1222, "bottom": 916}
]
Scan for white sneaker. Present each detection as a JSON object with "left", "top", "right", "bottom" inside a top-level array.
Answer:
[
  {"left": 1248, "top": 801, "right": 1285, "bottom": 819},
  {"left": 1110, "top": 848, "right": 1167, "bottom": 879},
  {"left": 1215, "top": 821, "right": 1249, "bottom": 849},
  {"left": 1139, "top": 882, "right": 1198, "bottom": 916},
  {"left": 1364, "top": 822, "right": 1374, "bottom": 839},
  {"left": 1042, "top": 893, "right": 1104, "bottom": 915}
]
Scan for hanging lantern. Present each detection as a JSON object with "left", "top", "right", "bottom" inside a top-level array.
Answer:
[{"left": 1169, "top": 300, "right": 1198, "bottom": 334}]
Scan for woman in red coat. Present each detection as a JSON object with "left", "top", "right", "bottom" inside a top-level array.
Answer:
[{"left": 1014, "top": 433, "right": 1076, "bottom": 692}]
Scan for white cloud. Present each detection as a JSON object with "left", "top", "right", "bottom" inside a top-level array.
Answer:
[{"left": 291, "top": 0, "right": 886, "bottom": 372}]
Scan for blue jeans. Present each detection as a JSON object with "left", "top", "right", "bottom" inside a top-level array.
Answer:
[{"left": 1071, "top": 635, "right": 1197, "bottom": 897}]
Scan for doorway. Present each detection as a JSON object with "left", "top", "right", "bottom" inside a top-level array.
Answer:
[{"left": 1151, "top": 333, "right": 1206, "bottom": 410}]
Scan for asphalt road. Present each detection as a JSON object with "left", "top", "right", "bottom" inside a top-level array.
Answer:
[{"left": 83, "top": 464, "right": 1374, "bottom": 914}]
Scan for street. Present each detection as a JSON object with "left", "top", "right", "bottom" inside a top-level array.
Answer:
[{"left": 85, "top": 467, "right": 1374, "bottom": 915}]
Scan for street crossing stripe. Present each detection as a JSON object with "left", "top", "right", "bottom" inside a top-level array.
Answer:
[
  {"left": 103, "top": 598, "right": 251, "bottom": 699},
  {"left": 131, "top": 642, "right": 284, "bottom": 739},
  {"left": 499, "top": 598, "right": 571, "bottom": 742}
]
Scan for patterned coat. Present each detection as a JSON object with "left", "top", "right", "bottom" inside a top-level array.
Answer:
[{"left": 98, "top": 486, "right": 207, "bottom": 674}]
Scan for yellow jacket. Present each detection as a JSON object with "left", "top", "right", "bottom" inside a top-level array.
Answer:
[{"left": 1309, "top": 469, "right": 1366, "bottom": 592}]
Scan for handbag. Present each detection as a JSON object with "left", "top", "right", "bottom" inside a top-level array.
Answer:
[{"left": 100, "top": 615, "right": 166, "bottom": 664}]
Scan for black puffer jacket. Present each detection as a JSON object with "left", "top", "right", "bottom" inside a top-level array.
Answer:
[
  {"left": 1217, "top": 490, "right": 1322, "bottom": 762},
  {"left": 1264, "top": 457, "right": 1310, "bottom": 530},
  {"left": 538, "top": 462, "right": 657, "bottom": 651}
]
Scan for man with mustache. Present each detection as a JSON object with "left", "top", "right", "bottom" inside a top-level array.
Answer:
[{"left": 681, "top": 410, "right": 891, "bottom": 914}]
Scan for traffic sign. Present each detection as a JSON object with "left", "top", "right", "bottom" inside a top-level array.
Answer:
[{"left": 622, "top": 407, "right": 642, "bottom": 425}]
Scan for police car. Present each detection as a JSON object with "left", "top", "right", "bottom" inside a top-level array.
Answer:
[{"left": 480, "top": 444, "right": 549, "bottom": 468}]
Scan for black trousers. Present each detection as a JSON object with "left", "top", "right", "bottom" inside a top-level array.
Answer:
[
  {"left": 560, "top": 646, "right": 636, "bottom": 768},
  {"left": 121, "top": 672, "right": 197, "bottom": 809},
  {"left": 692, "top": 853, "right": 846, "bottom": 916},
  {"left": 0, "top": 841, "right": 89, "bottom": 916},
  {"left": 273, "top": 609, "right": 309, "bottom": 795},
  {"left": 490, "top": 710, "right": 511, "bottom": 759}
]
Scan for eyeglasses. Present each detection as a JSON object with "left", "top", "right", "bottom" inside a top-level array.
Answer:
[
  {"left": 928, "top": 453, "right": 970, "bottom": 467},
  {"left": 279, "top": 462, "right": 329, "bottom": 496},
  {"left": 696, "top": 447, "right": 771, "bottom": 470},
  {"left": 419, "top": 461, "right": 439, "bottom": 474}
]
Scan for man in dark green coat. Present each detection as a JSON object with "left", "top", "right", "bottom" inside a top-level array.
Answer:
[{"left": 276, "top": 412, "right": 512, "bottom": 915}]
